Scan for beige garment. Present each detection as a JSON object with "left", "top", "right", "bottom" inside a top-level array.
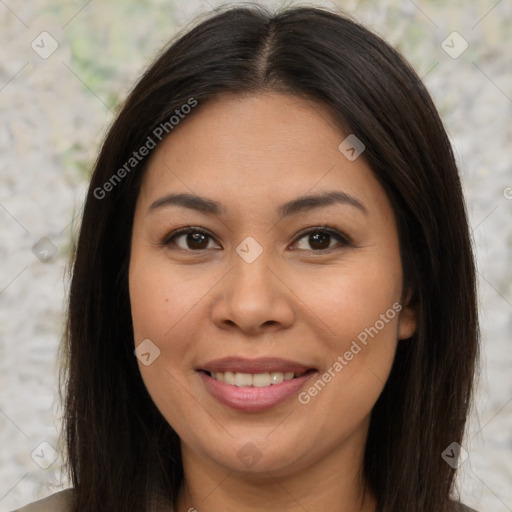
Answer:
[
  {"left": 10, "top": 489, "right": 73, "bottom": 512},
  {"left": 11, "top": 489, "right": 479, "bottom": 512},
  {"left": 10, "top": 489, "right": 172, "bottom": 512}
]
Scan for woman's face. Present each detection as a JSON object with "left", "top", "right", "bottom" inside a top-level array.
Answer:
[{"left": 129, "top": 92, "right": 416, "bottom": 479}]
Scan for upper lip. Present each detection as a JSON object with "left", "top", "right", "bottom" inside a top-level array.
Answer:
[{"left": 198, "top": 357, "right": 315, "bottom": 374}]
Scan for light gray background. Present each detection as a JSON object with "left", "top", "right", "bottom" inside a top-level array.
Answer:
[{"left": 0, "top": 0, "right": 511, "bottom": 510}]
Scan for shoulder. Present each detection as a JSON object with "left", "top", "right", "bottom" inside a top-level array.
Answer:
[
  {"left": 9, "top": 489, "right": 73, "bottom": 512},
  {"left": 452, "top": 502, "right": 480, "bottom": 512}
]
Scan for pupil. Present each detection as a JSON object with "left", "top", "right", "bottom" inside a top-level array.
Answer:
[
  {"left": 310, "top": 233, "right": 329, "bottom": 250},
  {"left": 188, "top": 233, "right": 207, "bottom": 249}
]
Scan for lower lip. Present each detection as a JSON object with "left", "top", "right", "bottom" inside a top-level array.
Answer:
[{"left": 198, "top": 371, "right": 316, "bottom": 412}]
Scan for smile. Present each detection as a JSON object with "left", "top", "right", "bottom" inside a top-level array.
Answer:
[{"left": 196, "top": 357, "right": 317, "bottom": 412}]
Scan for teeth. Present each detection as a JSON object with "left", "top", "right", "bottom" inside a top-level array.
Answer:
[
  {"left": 270, "top": 372, "right": 284, "bottom": 385},
  {"left": 253, "top": 373, "right": 272, "bottom": 387},
  {"left": 223, "top": 371, "right": 235, "bottom": 385},
  {"left": 211, "top": 371, "right": 299, "bottom": 387},
  {"left": 235, "top": 372, "right": 253, "bottom": 387}
]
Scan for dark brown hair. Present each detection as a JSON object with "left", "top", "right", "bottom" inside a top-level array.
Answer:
[{"left": 61, "top": 4, "right": 479, "bottom": 511}]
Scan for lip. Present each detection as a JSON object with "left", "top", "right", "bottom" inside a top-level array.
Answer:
[{"left": 196, "top": 357, "right": 317, "bottom": 412}]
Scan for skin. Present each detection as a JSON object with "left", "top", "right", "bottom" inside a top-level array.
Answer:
[{"left": 129, "top": 92, "right": 417, "bottom": 512}]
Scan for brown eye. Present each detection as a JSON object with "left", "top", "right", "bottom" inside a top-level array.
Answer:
[
  {"left": 162, "top": 226, "right": 350, "bottom": 253},
  {"left": 163, "top": 228, "right": 219, "bottom": 251},
  {"left": 293, "top": 228, "right": 351, "bottom": 253},
  {"left": 306, "top": 232, "right": 331, "bottom": 250}
]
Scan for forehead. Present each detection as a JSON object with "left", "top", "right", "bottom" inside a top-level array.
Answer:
[{"left": 138, "top": 92, "right": 390, "bottom": 219}]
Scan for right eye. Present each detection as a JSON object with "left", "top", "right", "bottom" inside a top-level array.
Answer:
[{"left": 162, "top": 227, "right": 221, "bottom": 251}]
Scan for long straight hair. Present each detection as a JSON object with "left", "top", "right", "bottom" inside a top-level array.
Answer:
[{"left": 61, "top": 4, "right": 479, "bottom": 511}]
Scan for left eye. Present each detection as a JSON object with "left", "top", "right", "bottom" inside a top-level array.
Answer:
[
  {"left": 293, "top": 228, "right": 350, "bottom": 252},
  {"left": 162, "top": 227, "right": 350, "bottom": 253}
]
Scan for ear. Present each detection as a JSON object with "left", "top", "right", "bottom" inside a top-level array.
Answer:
[{"left": 398, "top": 289, "right": 417, "bottom": 340}]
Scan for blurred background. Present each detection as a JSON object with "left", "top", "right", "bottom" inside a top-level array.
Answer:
[{"left": 0, "top": 0, "right": 510, "bottom": 510}]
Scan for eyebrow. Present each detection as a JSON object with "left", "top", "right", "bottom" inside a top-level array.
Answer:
[{"left": 148, "top": 190, "right": 367, "bottom": 218}]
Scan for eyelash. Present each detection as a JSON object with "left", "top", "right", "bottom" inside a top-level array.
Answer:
[{"left": 161, "top": 225, "right": 353, "bottom": 254}]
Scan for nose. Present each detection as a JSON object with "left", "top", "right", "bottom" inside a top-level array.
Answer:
[{"left": 210, "top": 248, "right": 295, "bottom": 336}]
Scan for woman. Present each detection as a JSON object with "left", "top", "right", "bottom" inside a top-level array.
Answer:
[{"left": 13, "top": 4, "right": 480, "bottom": 512}]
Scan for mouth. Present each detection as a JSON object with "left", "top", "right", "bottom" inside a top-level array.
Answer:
[{"left": 196, "top": 357, "right": 318, "bottom": 412}]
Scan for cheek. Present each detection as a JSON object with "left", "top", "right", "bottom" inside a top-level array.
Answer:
[
  {"left": 292, "top": 255, "right": 402, "bottom": 421},
  {"left": 129, "top": 259, "right": 204, "bottom": 428},
  {"left": 291, "top": 255, "right": 402, "bottom": 417},
  {"left": 292, "top": 257, "right": 402, "bottom": 347},
  {"left": 129, "top": 258, "right": 201, "bottom": 345}
]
